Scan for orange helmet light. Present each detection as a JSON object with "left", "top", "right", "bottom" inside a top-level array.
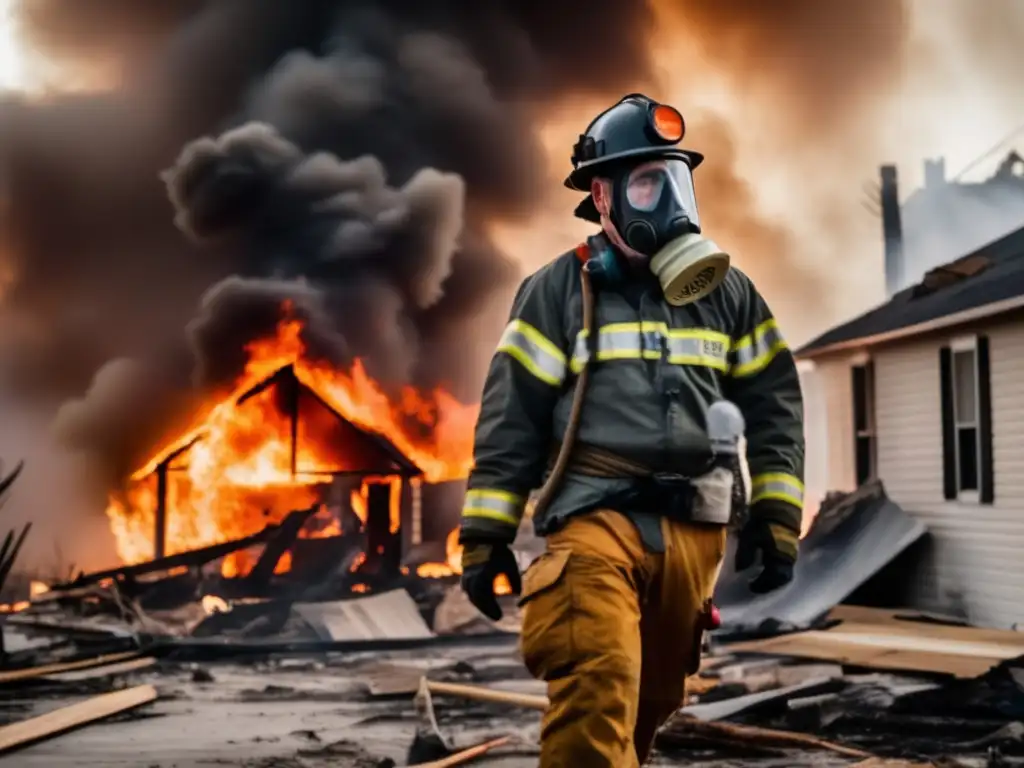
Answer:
[{"left": 650, "top": 104, "right": 684, "bottom": 143}]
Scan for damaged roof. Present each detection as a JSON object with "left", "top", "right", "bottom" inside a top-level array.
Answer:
[
  {"left": 796, "top": 223, "right": 1024, "bottom": 358},
  {"left": 134, "top": 363, "right": 422, "bottom": 478}
]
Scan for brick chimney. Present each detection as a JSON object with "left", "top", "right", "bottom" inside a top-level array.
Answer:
[{"left": 879, "top": 165, "right": 904, "bottom": 297}]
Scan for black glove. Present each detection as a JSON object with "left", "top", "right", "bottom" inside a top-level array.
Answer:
[
  {"left": 460, "top": 541, "right": 522, "bottom": 621},
  {"left": 734, "top": 509, "right": 799, "bottom": 594}
]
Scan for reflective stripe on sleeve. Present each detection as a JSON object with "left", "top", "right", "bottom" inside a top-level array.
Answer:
[
  {"left": 749, "top": 472, "right": 804, "bottom": 509},
  {"left": 461, "top": 489, "right": 527, "bottom": 527},
  {"left": 730, "top": 319, "right": 787, "bottom": 378},
  {"left": 570, "top": 322, "right": 730, "bottom": 373},
  {"left": 496, "top": 320, "right": 567, "bottom": 387}
]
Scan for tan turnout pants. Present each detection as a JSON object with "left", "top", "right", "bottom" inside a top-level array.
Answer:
[{"left": 518, "top": 508, "right": 727, "bottom": 767}]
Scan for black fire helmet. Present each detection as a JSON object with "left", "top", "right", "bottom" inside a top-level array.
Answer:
[{"left": 565, "top": 94, "right": 703, "bottom": 223}]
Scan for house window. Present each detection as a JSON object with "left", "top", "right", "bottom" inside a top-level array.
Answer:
[
  {"left": 940, "top": 335, "right": 993, "bottom": 503},
  {"left": 851, "top": 362, "right": 875, "bottom": 485},
  {"left": 951, "top": 340, "right": 979, "bottom": 494}
]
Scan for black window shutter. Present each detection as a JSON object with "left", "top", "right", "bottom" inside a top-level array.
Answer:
[
  {"left": 939, "top": 346, "right": 957, "bottom": 500},
  {"left": 977, "top": 335, "right": 994, "bottom": 504}
]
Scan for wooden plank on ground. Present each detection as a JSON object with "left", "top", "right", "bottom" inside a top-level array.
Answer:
[
  {"left": 411, "top": 736, "right": 511, "bottom": 767},
  {"left": 727, "top": 631, "right": 1007, "bottom": 678},
  {"left": 0, "top": 684, "right": 158, "bottom": 754},
  {"left": 44, "top": 656, "right": 156, "bottom": 683},
  {"left": 729, "top": 607, "right": 1024, "bottom": 678},
  {"left": 0, "top": 651, "right": 141, "bottom": 685},
  {"left": 828, "top": 606, "right": 1024, "bottom": 647}
]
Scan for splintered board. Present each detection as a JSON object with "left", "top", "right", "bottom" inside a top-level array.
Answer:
[
  {"left": 728, "top": 616, "right": 1024, "bottom": 678},
  {"left": 0, "top": 684, "right": 158, "bottom": 754}
]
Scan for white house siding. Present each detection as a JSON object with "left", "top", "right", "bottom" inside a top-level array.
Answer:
[{"left": 872, "top": 320, "right": 1024, "bottom": 628}]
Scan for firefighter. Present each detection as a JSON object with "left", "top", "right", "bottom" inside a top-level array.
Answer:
[{"left": 457, "top": 94, "right": 804, "bottom": 767}]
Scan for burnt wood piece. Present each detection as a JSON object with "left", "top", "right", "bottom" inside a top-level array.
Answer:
[
  {"left": 50, "top": 520, "right": 291, "bottom": 591},
  {"left": 243, "top": 506, "right": 318, "bottom": 587}
]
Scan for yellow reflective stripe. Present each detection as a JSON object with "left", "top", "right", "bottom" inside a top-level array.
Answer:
[
  {"left": 768, "top": 523, "right": 800, "bottom": 559},
  {"left": 750, "top": 472, "right": 804, "bottom": 508},
  {"left": 730, "top": 319, "right": 787, "bottom": 378},
  {"left": 461, "top": 489, "right": 526, "bottom": 526},
  {"left": 570, "top": 323, "right": 731, "bottom": 372},
  {"left": 496, "top": 319, "right": 567, "bottom": 387}
]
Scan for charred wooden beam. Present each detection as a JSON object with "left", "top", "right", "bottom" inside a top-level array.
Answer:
[
  {"left": 284, "top": 365, "right": 300, "bottom": 479},
  {"left": 244, "top": 505, "right": 317, "bottom": 587},
  {"left": 50, "top": 520, "right": 290, "bottom": 591},
  {"left": 154, "top": 462, "right": 168, "bottom": 560}
]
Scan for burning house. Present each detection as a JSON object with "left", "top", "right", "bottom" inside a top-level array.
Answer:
[{"left": 102, "top": 310, "right": 478, "bottom": 596}]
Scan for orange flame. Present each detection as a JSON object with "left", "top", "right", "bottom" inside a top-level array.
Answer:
[
  {"left": 105, "top": 309, "right": 478, "bottom": 573},
  {"left": 29, "top": 580, "right": 50, "bottom": 598},
  {"left": 415, "top": 527, "right": 512, "bottom": 596}
]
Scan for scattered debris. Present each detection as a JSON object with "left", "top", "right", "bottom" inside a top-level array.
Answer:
[
  {"left": 682, "top": 677, "right": 845, "bottom": 722},
  {"left": 0, "top": 482, "right": 1018, "bottom": 766},
  {"left": 715, "top": 481, "right": 926, "bottom": 637},
  {"left": 293, "top": 590, "right": 433, "bottom": 643},
  {"left": 655, "top": 713, "right": 874, "bottom": 759}
]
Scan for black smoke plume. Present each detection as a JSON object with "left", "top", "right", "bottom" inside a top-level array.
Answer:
[{"left": 0, "top": 1, "right": 657, "bottom": 559}]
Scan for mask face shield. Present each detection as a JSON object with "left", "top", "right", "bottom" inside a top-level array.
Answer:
[
  {"left": 617, "top": 159, "right": 730, "bottom": 306},
  {"left": 623, "top": 158, "right": 700, "bottom": 232}
]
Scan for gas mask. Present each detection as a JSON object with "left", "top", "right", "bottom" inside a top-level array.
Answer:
[{"left": 609, "top": 158, "right": 730, "bottom": 305}]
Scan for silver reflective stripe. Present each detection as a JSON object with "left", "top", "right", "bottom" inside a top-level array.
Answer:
[
  {"left": 732, "top": 320, "right": 786, "bottom": 377},
  {"left": 572, "top": 326, "right": 661, "bottom": 366},
  {"left": 571, "top": 323, "right": 729, "bottom": 372},
  {"left": 497, "top": 320, "right": 567, "bottom": 387},
  {"left": 750, "top": 473, "right": 804, "bottom": 507},
  {"left": 667, "top": 331, "right": 730, "bottom": 371},
  {"left": 461, "top": 489, "right": 526, "bottom": 527}
]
